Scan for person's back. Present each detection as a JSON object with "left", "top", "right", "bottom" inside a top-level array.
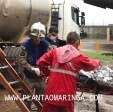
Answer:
[
  {"left": 37, "top": 32, "right": 100, "bottom": 112},
  {"left": 37, "top": 45, "right": 99, "bottom": 104}
]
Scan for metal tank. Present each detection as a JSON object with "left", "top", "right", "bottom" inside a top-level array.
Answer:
[{"left": 0, "top": 0, "right": 49, "bottom": 41}]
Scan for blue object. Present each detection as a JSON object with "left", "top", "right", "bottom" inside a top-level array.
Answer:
[{"left": 22, "top": 38, "right": 49, "bottom": 66}]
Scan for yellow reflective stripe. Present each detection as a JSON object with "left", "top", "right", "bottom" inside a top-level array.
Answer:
[{"left": 50, "top": 68, "right": 76, "bottom": 77}]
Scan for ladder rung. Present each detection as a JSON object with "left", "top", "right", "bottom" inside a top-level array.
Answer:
[
  {"left": 0, "top": 65, "right": 9, "bottom": 69},
  {"left": 0, "top": 64, "right": 15, "bottom": 70},
  {"left": 9, "top": 80, "right": 20, "bottom": 85},
  {"left": 31, "top": 104, "right": 38, "bottom": 111},
  {"left": 52, "top": 7, "right": 59, "bottom": 9}
]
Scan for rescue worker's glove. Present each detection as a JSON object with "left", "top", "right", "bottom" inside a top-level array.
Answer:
[
  {"left": 31, "top": 67, "right": 40, "bottom": 76},
  {"left": 23, "top": 66, "right": 41, "bottom": 79}
]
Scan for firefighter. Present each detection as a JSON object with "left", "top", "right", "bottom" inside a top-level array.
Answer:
[
  {"left": 17, "top": 22, "right": 49, "bottom": 110},
  {"left": 36, "top": 32, "right": 100, "bottom": 112},
  {"left": 45, "top": 26, "right": 66, "bottom": 49},
  {"left": 22, "top": 22, "right": 49, "bottom": 66},
  {"left": 18, "top": 22, "right": 49, "bottom": 107}
]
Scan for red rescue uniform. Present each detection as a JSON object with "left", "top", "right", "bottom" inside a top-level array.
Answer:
[{"left": 37, "top": 45, "right": 100, "bottom": 112}]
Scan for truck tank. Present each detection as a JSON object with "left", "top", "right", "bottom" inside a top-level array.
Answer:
[{"left": 0, "top": 0, "right": 49, "bottom": 41}]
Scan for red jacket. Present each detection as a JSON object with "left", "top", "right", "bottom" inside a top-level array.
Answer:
[{"left": 37, "top": 45, "right": 100, "bottom": 106}]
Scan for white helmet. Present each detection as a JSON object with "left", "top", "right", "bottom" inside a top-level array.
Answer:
[{"left": 30, "top": 22, "right": 46, "bottom": 37}]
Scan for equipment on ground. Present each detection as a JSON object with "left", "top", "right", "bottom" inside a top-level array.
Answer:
[{"left": 78, "top": 66, "right": 113, "bottom": 95}]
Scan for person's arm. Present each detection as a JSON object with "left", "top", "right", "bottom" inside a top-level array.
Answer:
[
  {"left": 36, "top": 49, "right": 54, "bottom": 76},
  {"left": 17, "top": 45, "right": 41, "bottom": 77},
  {"left": 17, "top": 46, "right": 31, "bottom": 68},
  {"left": 79, "top": 54, "right": 100, "bottom": 71}
]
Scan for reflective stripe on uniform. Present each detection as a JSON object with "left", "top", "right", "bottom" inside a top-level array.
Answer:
[{"left": 50, "top": 68, "right": 77, "bottom": 78}]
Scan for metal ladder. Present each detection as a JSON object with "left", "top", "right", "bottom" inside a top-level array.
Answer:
[
  {"left": 0, "top": 48, "right": 42, "bottom": 112},
  {"left": 51, "top": 4, "right": 60, "bottom": 30}
]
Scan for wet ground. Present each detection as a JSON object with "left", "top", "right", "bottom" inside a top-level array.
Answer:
[
  {"left": 0, "top": 90, "right": 20, "bottom": 112},
  {"left": 1, "top": 90, "right": 113, "bottom": 112},
  {"left": 76, "top": 92, "right": 113, "bottom": 112}
]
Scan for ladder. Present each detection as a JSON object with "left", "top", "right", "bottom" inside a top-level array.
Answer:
[
  {"left": 51, "top": 4, "right": 60, "bottom": 30},
  {"left": 0, "top": 48, "right": 42, "bottom": 112}
]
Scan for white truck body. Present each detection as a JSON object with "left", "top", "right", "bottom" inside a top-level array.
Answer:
[{"left": 48, "top": 0, "right": 81, "bottom": 40}]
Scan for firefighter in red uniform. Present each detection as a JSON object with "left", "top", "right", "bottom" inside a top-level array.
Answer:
[{"left": 36, "top": 32, "right": 100, "bottom": 112}]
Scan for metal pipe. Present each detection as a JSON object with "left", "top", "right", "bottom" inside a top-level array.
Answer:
[{"left": 0, "top": 0, "right": 49, "bottom": 41}]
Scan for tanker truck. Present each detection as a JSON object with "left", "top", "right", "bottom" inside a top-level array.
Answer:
[{"left": 0, "top": 0, "right": 85, "bottom": 42}]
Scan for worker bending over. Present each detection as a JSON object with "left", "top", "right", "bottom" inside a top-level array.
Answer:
[{"left": 18, "top": 22, "right": 49, "bottom": 98}]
